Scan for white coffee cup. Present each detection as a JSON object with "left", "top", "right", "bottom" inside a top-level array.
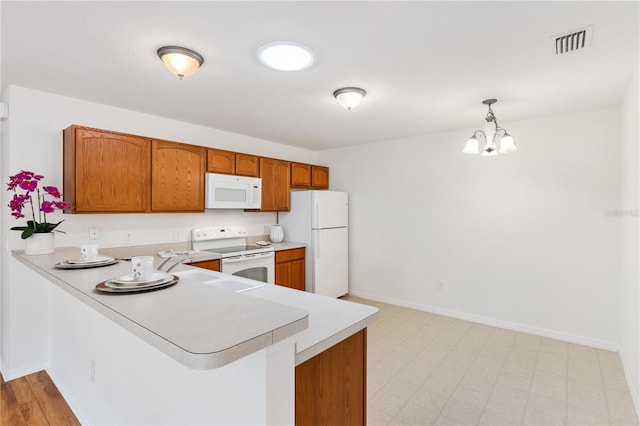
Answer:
[
  {"left": 80, "top": 244, "right": 99, "bottom": 262},
  {"left": 131, "top": 256, "right": 154, "bottom": 281}
]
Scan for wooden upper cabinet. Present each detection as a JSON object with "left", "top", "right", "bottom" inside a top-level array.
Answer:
[
  {"left": 259, "top": 158, "right": 290, "bottom": 211},
  {"left": 291, "top": 162, "right": 312, "bottom": 188},
  {"left": 63, "top": 125, "right": 151, "bottom": 213},
  {"left": 235, "top": 153, "right": 260, "bottom": 177},
  {"left": 290, "top": 162, "right": 329, "bottom": 189},
  {"left": 207, "top": 148, "right": 235, "bottom": 174},
  {"left": 207, "top": 149, "right": 260, "bottom": 177},
  {"left": 311, "top": 165, "right": 329, "bottom": 189},
  {"left": 152, "top": 140, "right": 206, "bottom": 212}
]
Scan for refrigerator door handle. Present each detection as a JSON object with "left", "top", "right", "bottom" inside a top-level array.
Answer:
[
  {"left": 316, "top": 232, "right": 320, "bottom": 259},
  {"left": 315, "top": 203, "right": 320, "bottom": 229}
]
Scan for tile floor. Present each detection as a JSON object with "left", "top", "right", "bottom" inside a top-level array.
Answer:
[{"left": 343, "top": 296, "right": 639, "bottom": 426}]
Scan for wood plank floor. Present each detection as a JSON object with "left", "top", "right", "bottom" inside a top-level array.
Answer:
[{"left": 0, "top": 370, "right": 80, "bottom": 426}]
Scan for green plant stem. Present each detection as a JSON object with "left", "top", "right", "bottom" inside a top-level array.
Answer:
[{"left": 29, "top": 194, "right": 37, "bottom": 229}]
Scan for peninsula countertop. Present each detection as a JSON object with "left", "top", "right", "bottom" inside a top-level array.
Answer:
[{"left": 12, "top": 245, "right": 377, "bottom": 370}]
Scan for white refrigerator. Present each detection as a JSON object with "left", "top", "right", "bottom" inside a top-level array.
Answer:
[{"left": 278, "top": 191, "right": 348, "bottom": 298}]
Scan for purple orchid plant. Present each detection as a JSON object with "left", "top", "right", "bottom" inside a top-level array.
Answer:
[{"left": 7, "top": 170, "right": 71, "bottom": 239}]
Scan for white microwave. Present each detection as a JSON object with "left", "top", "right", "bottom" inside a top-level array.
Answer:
[{"left": 205, "top": 173, "right": 262, "bottom": 209}]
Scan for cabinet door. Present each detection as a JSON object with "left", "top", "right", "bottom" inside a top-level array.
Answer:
[
  {"left": 190, "top": 259, "right": 220, "bottom": 271},
  {"left": 64, "top": 126, "right": 151, "bottom": 213},
  {"left": 291, "top": 162, "right": 312, "bottom": 188},
  {"left": 207, "top": 148, "right": 235, "bottom": 174},
  {"left": 152, "top": 140, "right": 206, "bottom": 212},
  {"left": 275, "top": 248, "right": 305, "bottom": 290},
  {"left": 295, "top": 329, "right": 366, "bottom": 425},
  {"left": 275, "top": 261, "right": 292, "bottom": 288},
  {"left": 311, "top": 165, "right": 329, "bottom": 189},
  {"left": 235, "top": 153, "right": 260, "bottom": 177},
  {"left": 259, "top": 158, "right": 290, "bottom": 211},
  {"left": 290, "top": 258, "right": 305, "bottom": 291}
]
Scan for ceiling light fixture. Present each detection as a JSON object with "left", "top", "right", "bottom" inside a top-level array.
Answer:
[
  {"left": 463, "top": 99, "right": 517, "bottom": 156},
  {"left": 333, "top": 87, "right": 366, "bottom": 111},
  {"left": 157, "top": 46, "right": 204, "bottom": 79},
  {"left": 257, "top": 41, "right": 315, "bottom": 71}
]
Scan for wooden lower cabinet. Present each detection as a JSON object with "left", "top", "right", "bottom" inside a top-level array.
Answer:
[
  {"left": 189, "top": 259, "right": 220, "bottom": 272},
  {"left": 275, "top": 248, "right": 305, "bottom": 291},
  {"left": 295, "top": 329, "right": 367, "bottom": 425}
]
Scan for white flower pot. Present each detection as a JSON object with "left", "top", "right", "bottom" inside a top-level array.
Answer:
[
  {"left": 24, "top": 233, "right": 55, "bottom": 255},
  {"left": 269, "top": 225, "right": 284, "bottom": 243}
]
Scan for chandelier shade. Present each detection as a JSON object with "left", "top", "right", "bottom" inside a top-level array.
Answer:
[{"left": 463, "top": 99, "right": 517, "bottom": 156}]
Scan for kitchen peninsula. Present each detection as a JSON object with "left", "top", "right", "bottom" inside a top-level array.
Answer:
[{"left": 12, "top": 246, "right": 377, "bottom": 425}]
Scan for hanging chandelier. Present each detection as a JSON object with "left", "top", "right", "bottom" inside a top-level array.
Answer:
[{"left": 463, "top": 99, "right": 517, "bottom": 156}]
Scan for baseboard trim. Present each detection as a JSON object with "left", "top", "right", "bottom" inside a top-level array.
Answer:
[
  {"left": 348, "top": 290, "right": 619, "bottom": 352},
  {"left": 618, "top": 348, "right": 640, "bottom": 420},
  {"left": 46, "top": 366, "right": 93, "bottom": 425},
  {"left": 0, "top": 357, "right": 48, "bottom": 382}
]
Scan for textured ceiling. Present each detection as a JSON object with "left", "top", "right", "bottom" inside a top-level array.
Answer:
[{"left": 2, "top": 1, "right": 638, "bottom": 150}]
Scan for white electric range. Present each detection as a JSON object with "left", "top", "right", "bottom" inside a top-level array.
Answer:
[{"left": 191, "top": 226, "right": 275, "bottom": 283}]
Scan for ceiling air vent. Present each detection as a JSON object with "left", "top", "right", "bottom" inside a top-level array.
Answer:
[{"left": 554, "top": 25, "right": 593, "bottom": 55}]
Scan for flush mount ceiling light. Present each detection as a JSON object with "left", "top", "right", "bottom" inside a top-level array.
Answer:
[
  {"left": 257, "top": 41, "right": 315, "bottom": 71},
  {"left": 157, "top": 46, "right": 204, "bottom": 79},
  {"left": 333, "top": 87, "right": 366, "bottom": 111},
  {"left": 463, "top": 99, "right": 517, "bottom": 156}
]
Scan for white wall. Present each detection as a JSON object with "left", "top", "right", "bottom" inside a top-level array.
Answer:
[
  {"left": 0, "top": 85, "right": 315, "bottom": 377},
  {"left": 318, "top": 107, "right": 625, "bottom": 350},
  {"left": 2, "top": 85, "right": 315, "bottom": 249},
  {"left": 620, "top": 65, "right": 640, "bottom": 412}
]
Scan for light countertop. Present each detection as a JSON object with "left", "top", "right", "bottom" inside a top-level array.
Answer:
[
  {"left": 13, "top": 247, "right": 307, "bottom": 370},
  {"left": 12, "top": 243, "right": 376, "bottom": 370}
]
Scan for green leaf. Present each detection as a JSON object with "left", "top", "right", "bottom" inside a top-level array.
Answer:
[{"left": 21, "top": 228, "right": 35, "bottom": 239}]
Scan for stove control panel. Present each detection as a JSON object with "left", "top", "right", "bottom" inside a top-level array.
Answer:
[{"left": 192, "top": 226, "right": 247, "bottom": 242}]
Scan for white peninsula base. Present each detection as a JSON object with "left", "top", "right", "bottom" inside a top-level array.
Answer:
[{"left": 48, "top": 281, "right": 296, "bottom": 425}]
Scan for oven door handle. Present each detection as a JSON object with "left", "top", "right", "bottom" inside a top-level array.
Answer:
[{"left": 222, "top": 252, "right": 274, "bottom": 264}]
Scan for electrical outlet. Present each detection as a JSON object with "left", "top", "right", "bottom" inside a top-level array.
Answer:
[
  {"left": 90, "top": 360, "right": 96, "bottom": 383},
  {"left": 125, "top": 232, "right": 133, "bottom": 245},
  {"left": 438, "top": 281, "right": 445, "bottom": 291},
  {"left": 89, "top": 226, "right": 99, "bottom": 240}
]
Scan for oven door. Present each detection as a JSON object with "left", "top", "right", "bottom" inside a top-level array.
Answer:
[{"left": 221, "top": 252, "right": 275, "bottom": 284}]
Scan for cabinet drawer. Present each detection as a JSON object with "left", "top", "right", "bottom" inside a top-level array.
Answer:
[
  {"left": 275, "top": 247, "right": 305, "bottom": 263},
  {"left": 189, "top": 259, "right": 221, "bottom": 272}
]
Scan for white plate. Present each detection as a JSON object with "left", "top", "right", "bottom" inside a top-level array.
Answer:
[
  {"left": 97, "top": 278, "right": 178, "bottom": 293},
  {"left": 67, "top": 255, "right": 114, "bottom": 264},
  {"left": 111, "top": 272, "right": 173, "bottom": 286}
]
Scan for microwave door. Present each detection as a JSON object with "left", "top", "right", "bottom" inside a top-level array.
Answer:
[{"left": 208, "top": 182, "right": 248, "bottom": 208}]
